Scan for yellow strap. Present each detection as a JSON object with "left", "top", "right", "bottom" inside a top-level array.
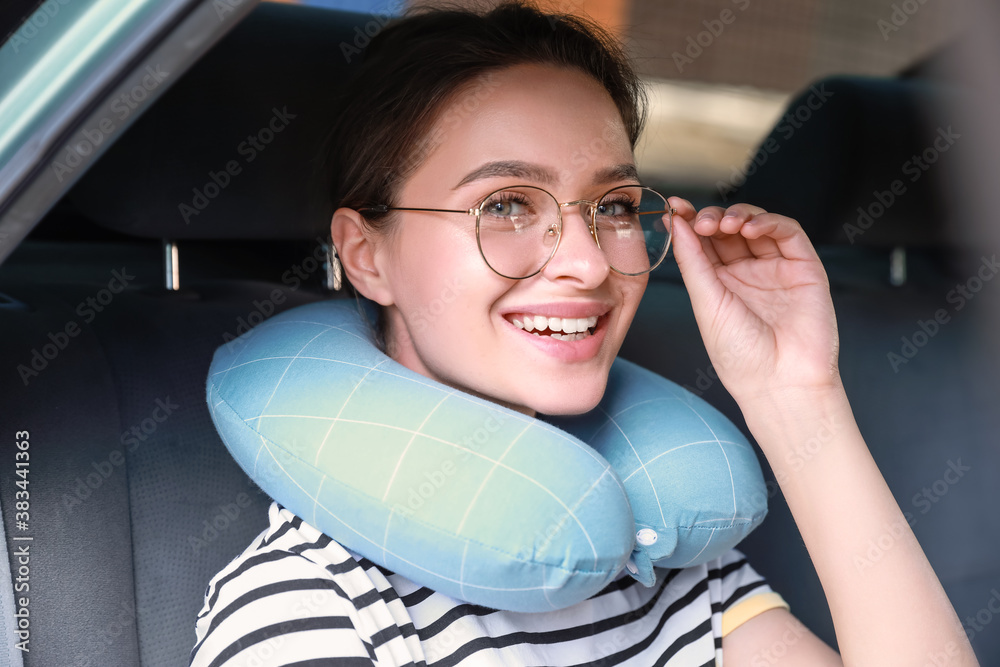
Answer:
[{"left": 721, "top": 591, "right": 790, "bottom": 637}]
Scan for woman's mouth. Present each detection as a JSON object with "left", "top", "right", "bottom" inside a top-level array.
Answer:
[
  {"left": 507, "top": 314, "right": 599, "bottom": 341},
  {"left": 501, "top": 307, "right": 610, "bottom": 362}
]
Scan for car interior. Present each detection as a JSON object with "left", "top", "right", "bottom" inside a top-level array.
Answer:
[{"left": 0, "top": 1, "right": 998, "bottom": 666}]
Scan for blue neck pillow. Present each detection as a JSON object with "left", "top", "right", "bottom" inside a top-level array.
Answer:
[{"left": 206, "top": 299, "right": 767, "bottom": 612}]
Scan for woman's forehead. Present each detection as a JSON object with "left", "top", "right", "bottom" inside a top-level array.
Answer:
[{"left": 412, "top": 65, "right": 635, "bottom": 191}]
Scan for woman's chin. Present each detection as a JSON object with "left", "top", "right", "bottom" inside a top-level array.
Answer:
[{"left": 520, "top": 383, "right": 608, "bottom": 418}]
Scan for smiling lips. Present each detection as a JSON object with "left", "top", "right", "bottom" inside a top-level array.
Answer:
[{"left": 509, "top": 314, "right": 599, "bottom": 341}]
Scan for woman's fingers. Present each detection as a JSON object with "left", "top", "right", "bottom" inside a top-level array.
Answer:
[
  {"left": 668, "top": 196, "right": 697, "bottom": 220},
  {"left": 668, "top": 199, "right": 729, "bottom": 308},
  {"left": 670, "top": 199, "right": 817, "bottom": 265},
  {"left": 669, "top": 202, "right": 721, "bottom": 265},
  {"left": 736, "top": 210, "right": 821, "bottom": 263},
  {"left": 691, "top": 205, "right": 760, "bottom": 266}
]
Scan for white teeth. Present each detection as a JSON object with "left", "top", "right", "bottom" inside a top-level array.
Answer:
[
  {"left": 510, "top": 314, "right": 600, "bottom": 336},
  {"left": 551, "top": 333, "right": 586, "bottom": 341}
]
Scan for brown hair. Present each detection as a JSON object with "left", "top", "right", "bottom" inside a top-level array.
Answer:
[{"left": 321, "top": 0, "right": 647, "bottom": 232}]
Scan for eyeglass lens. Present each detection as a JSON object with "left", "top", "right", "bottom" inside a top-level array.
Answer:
[{"left": 476, "top": 185, "right": 672, "bottom": 279}]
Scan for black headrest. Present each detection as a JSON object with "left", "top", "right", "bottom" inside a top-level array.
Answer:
[
  {"left": 68, "top": 3, "right": 370, "bottom": 239},
  {"left": 73, "top": 12, "right": 963, "bottom": 249},
  {"left": 731, "top": 76, "right": 963, "bottom": 248}
]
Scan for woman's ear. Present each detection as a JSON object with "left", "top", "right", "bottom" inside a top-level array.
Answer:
[{"left": 330, "top": 208, "right": 394, "bottom": 306}]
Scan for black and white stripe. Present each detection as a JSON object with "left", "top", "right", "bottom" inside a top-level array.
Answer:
[{"left": 190, "top": 503, "right": 780, "bottom": 667}]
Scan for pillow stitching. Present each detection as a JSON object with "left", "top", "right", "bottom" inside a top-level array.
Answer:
[
  {"left": 228, "top": 347, "right": 627, "bottom": 550},
  {"left": 598, "top": 405, "right": 669, "bottom": 530},
  {"left": 209, "top": 386, "right": 624, "bottom": 577},
  {"left": 313, "top": 358, "right": 391, "bottom": 467},
  {"left": 218, "top": 307, "right": 624, "bottom": 479},
  {"left": 677, "top": 399, "right": 738, "bottom": 526},
  {"left": 618, "top": 439, "right": 750, "bottom": 484}
]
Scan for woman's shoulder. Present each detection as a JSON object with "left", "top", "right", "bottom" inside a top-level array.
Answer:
[
  {"left": 194, "top": 502, "right": 370, "bottom": 607},
  {"left": 697, "top": 548, "right": 791, "bottom": 638},
  {"left": 189, "top": 502, "right": 426, "bottom": 667}
]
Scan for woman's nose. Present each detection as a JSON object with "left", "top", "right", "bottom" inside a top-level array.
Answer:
[{"left": 540, "top": 205, "right": 611, "bottom": 286}]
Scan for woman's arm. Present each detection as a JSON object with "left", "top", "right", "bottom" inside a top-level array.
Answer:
[{"left": 668, "top": 199, "right": 978, "bottom": 666}]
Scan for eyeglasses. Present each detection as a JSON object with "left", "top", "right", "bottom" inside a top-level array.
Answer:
[{"left": 360, "top": 185, "right": 675, "bottom": 280}]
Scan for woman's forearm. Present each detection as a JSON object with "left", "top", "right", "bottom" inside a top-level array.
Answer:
[{"left": 739, "top": 385, "right": 977, "bottom": 667}]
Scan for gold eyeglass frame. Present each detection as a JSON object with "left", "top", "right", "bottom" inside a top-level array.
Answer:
[{"left": 360, "top": 184, "right": 676, "bottom": 280}]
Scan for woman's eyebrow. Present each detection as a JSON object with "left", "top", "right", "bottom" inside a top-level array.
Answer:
[
  {"left": 454, "top": 160, "right": 553, "bottom": 188},
  {"left": 453, "top": 161, "right": 640, "bottom": 189},
  {"left": 596, "top": 163, "right": 640, "bottom": 185}
]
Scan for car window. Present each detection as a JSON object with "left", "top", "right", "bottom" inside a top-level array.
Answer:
[{"left": 0, "top": 0, "right": 256, "bottom": 266}]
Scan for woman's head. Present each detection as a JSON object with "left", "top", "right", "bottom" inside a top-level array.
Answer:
[
  {"left": 324, "top": 2, "right": 647, "bottom": 219},
  {"left": 327, "top": 1, "right": 656, "bottom": 416}
]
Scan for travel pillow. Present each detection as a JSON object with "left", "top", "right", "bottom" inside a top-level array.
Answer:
[{"left": 206, "top": 299, "right": 767, "bottom": 612}]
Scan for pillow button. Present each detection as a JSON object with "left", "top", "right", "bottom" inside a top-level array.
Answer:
[{"left": 636, "top": 528, "right": 658, "bottom": 546}]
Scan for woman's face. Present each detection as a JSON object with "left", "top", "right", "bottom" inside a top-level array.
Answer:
[{"left": 373, "top": 64, "right": 648, "bottom": 416}]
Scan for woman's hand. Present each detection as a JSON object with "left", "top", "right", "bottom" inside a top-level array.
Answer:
[
  {"left": 668, "top": 198, "right": 841, "bottom": 405},
  {"left": 667, "top": 200, "right": 979, "bottom": 665}
]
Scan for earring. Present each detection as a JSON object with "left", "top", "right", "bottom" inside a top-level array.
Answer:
[{"left": 326, "top": 240, "right": 343, "bottom": 291}]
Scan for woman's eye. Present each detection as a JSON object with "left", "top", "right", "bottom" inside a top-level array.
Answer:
[
  {"left": 485, "top": 197, "right": 528, "bottom": 217},
  {"left": 597, "top": 199, "right": 637, "bottom": 217}
]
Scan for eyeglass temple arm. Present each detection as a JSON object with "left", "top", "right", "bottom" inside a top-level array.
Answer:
[{"left": 359, "top": 205, "right": 472, "bottom": 214}]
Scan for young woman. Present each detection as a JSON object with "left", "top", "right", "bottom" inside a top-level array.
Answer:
[{"left": 190, "top": 3, "right": 976, "bottom": 665}]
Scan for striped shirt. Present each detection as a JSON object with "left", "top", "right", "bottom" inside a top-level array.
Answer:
[{"left": 190, "top": 502, "right": 788, "bottom": 667}]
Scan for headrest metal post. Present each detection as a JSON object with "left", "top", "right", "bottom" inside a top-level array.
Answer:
[
  {"left": 889, "top": 245, "right": 907, "bottom": 286},
  {"left": 164, "top": 239, "right": 180, "bottom": 291}
]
